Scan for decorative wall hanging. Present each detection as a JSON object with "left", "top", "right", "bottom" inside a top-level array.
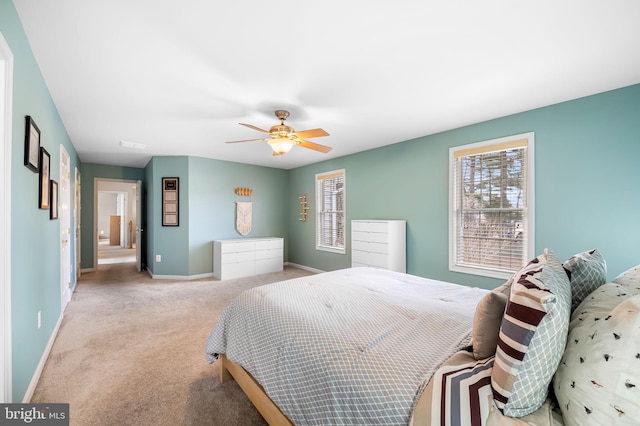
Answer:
[
  {"left": 235, "top": 202, "right": 253, "bottom": 235},
  {"left": 299, "top": 195, "right": 308, "bottom": 221},
  {"left": 50, "top": 180, "right": 58, "bottom": 220},
  {"left": 39, "top": 147, "right": 50, "bottom": 209},
  {"left": 24, "top": 115, "right": 41, "bottom": 172},
  {"left": 162, "top": 177, "right": 179, "bottom": 226},
  {"left": 235, "top": 187, "right": 253, "bottom": 235}
]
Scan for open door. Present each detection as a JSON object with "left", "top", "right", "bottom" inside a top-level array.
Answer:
[
  {"left": 60, "top": 145, "right": 71, "bottom": 311},
  {"left": 136, "top": 180, "right": 142, "bottom": 272},
  {"left": 75, "top": 168, "right": 81, "bottom": 281}
]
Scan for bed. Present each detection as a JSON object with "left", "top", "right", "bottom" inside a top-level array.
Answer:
[
  {"left": 206, "top": 267, "right": 487, "bottom": 424},
  {"left": 206, "top": 252, "right": 640, "bottom": 426}
]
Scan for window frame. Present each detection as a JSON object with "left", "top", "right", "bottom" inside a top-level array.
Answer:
[
  {"left": 448, "top": 132, "right": 535, "bottom": 279},
  {"left": 315, "top": 169, "right": 346, "bottom": 254}
]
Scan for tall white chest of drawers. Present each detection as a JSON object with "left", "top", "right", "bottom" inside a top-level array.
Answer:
[
  {"left": 351, "top": 220, "right": 406, "bottom": 272},
  {"left": 213, "top": 237, "right": 283, "bottom": 280}
]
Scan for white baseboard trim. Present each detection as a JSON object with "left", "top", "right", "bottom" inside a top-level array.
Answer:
[
  {"left": 284, "top": 262, "right": 325, "bottom": 274},
  {"left": 23, "top": 313, "right": 63, "bottom": 403},
  {"left": 144, "top": 264, "right": 319, "bottom": 281},
  {"left": 146, "top": 270, "right": 215, "bottom": 281},
  {"left": 80, "top": 267, "right": 95, "bottom": 273}
]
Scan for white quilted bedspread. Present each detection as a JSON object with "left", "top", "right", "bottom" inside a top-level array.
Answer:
[{"left": 206, "top": 267, "right": 487, "bottom": 425}]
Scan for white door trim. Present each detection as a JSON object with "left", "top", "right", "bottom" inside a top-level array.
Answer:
[
  {"left": 0, "top": 30, "right": 14, "bottom": 403},
  {"left": 136, "top": 180, "right": 142, "bottom": 272},
  {"left": 74, "top": 167, "right": 81, "bottom": 281},
  {"left": 93, "top": 178, "right": 139, "bottom": 270},
  {"left": 60, "top": 145, "right": 71, "bottom": 311}
]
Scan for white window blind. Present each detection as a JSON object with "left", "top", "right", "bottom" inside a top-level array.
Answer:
[
  {"left": 316, "top": 169, "right": 346, "bottom": 254},
  {"left": 449, "top": 133, "right": 534, "bottom": 279}
]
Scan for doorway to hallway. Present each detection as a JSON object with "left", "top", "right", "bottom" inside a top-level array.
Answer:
[{"left": 93, "top": 178, "right": 141, "bottom": 270}]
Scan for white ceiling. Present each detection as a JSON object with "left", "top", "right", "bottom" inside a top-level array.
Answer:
[{"left": 13, "top": 0, "right": 640, "bottom": 170}]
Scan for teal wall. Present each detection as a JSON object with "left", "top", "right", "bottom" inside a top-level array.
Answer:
[
  {"left": 144, "top": 156, "right": 190, "bottom": 276},
  {"left": 1, "top": 1, "right": 80, "bottom": 401},
  {"left": 187, "top": 156, "right": 288, "bottom": 275},
  {"left": 78, "top": 163, "right": 145, "bottom": 270},
  {"left": 288, "top": 84, "right": 640, "bottom": 289},
  {"left": 144, "top": 156, "right": 288, "bottom": 277}
]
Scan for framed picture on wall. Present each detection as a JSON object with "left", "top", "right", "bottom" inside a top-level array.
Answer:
[
  {"left": 24, "top": 115, "right": 41, "bottom": 172},
  {"left": 162, "top": 177, "right": 179, "bottom": 226},
  {"left": 50, "top": 180, "right": 58, "bottom": 219},
  {"left": 162, "top": 178, "right": 180, "bottom": 226},
  {"left": 39, "top": 147, "right": 50, "bottom": 209}
]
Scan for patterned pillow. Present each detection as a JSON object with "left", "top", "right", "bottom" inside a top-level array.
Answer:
[
  {"left": 613, "top": 263, "right": 640, "bottom": 288},
  {"left": 569, "top": 282, "right": 640, "bottom": 333},
  {"left": 472, "top": 290, "right": 508, "bottom": 360},
  {"left": 553, "top": 293, "right": 640, "bottom": 426},
  {"left": 562, "top": 249, "right": 607, "bottom": 312},
  {"left": 491, "top": 249, "right": 571, "bottom": 417},
  {"left": 413, "top": 350, "right": 495, "bottom": 425}
]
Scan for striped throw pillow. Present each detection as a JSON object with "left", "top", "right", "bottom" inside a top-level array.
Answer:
[{"left": 491, "top": 249, "right": 571, "bottom": 417}]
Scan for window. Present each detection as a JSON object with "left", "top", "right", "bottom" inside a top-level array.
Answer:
[
  {"left": 449, "top": 133, "right": 534, "bottom": 279},
  {"left": 316, "top": 169, "right": 346, "bottom": 254}
]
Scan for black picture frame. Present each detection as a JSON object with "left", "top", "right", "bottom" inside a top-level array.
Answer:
[
  {"left": 50, "top": 180, "right": 58, "bottom": 220},
  {"left": 24, "top": 116, "right": 41, "bottom": 172},
  {"left": 39, "top": 147, "right": 50, "bottom": 210},
  {"left": 162, "top": 177, "right": 179, "bottom": 226}
]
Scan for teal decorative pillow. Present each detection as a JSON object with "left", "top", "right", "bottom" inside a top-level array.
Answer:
[
  {"left": 562, "top": 249, "right": 607, "bottom": 313},
  {"left": 491, "top": 249, "right": 571, "bottom": 417},
  {"left": 553, "top": 292, "right": 640, "bottom": 426}
]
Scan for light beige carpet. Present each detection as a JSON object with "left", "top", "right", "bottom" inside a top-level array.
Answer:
[{"left": 31, "top": 262, "right": 314, "bottom": 425}]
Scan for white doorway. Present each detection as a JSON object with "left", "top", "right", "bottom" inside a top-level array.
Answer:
[
  {"left": 135, "top": 180, "right": 142, "bottom": 272},
  {"left": 94, "top": 178, "right": 140, "bottom": 269},
  {"left": 60, "top": 145, "right": 72, "bottom": 311},
  {"left": 74, "top": 167, "right": 81, "bottom": 281},
  {"left": 1, "top": 31, "right": 14, "bottom": 403}
]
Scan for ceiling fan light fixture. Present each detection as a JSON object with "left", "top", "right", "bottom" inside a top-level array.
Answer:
[
  {"left": 268, "top": 137, "right": 295, "bottom": 155},
  {"left": 226, "top": 110, "right": 331, "bottom": 155}
]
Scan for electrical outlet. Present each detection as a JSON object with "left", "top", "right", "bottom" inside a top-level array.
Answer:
[
  {"left": 156, "top": 255, "right": 161, "bottom": 262},
  {"left": 37, "top": 311, "right": 41, "bottom": 329}
]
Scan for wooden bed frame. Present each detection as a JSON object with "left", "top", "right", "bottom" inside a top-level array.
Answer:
[
  {"left": 218, "top": 353, "right": 430, "bottom": 425},
  {"left": 218, "top": 354, "right": 294, "bottom": 426}
]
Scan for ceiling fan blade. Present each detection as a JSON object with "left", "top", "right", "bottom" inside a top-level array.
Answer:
[
  {"left": 239, "top": 123, "right": 270, "bottom": 134},
  {"left": 294, "top": 128, "right": 329, "bottom": 139},
  {"left": 225, "top": 138, "right": 265, "bottom": 144},
  {"left": 298, "top": 139, "right": 332, "bottom": 153}
]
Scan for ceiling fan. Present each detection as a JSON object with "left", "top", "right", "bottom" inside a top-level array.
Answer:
[{"left": 226, "top": 110, "right": 332, "bottom": 155}]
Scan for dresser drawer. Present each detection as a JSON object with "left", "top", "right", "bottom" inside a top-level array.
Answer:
[
  {"left": 352, "top": 240, "right": 388, "bottom": 254},
  {"left": 221, "top": 261, "right": 255, "bottom": 279},
  {"left": 255, "top": 239, "right": 283, "bottom": 250},
  {"left": 352, "top": 230, "right": 389, "bottom": 244},
  {"left": 255, "top": 248, "right": 281, "bottom": 260},
  {"left": 255, "top": 258, "right": 283, "bottom": 275},
  {"left": 352, "top": 221, "right": 389, "bottom": 233},
  {"left": 352, "top": 250, "right": 389, "bottom": 268},
  {"left": 222, "top": 250, "right": 255, "bottom": 264},
  {"left": 220, "top": 241, "right": 255, "bottom": 253}
]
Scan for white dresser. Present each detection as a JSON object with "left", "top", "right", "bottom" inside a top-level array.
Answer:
[
  {"left": 213, "top": 237, "right": 283, "bottom": 280},
  {"left": 351, "top": 220, "right": 406, "bottom": 272}
]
